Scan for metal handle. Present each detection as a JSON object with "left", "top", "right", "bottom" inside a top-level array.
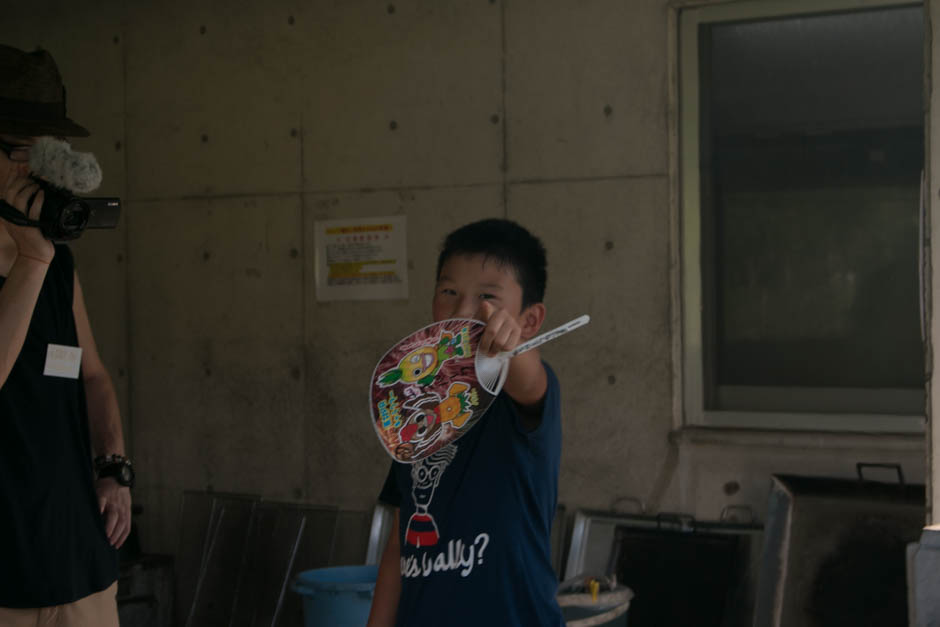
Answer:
[
  {"left": 655, "top": 512, "right": 696, "bottom": 532},
  {"left": 856, "top": 462, "right": 905, "bottom": 485},
  {"left": 720, "top": 505, "right": 755, "bottom": 524},
  {"left": 609, "top": 496, "right": 645, "bottom": 515}
]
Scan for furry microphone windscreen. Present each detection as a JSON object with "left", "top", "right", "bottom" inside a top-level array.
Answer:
[{"left": 28, "top": 137, "right": 103, "bottom": 194}]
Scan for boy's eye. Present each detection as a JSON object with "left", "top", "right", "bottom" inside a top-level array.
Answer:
[
  {"left": 441, "top": 288, "right": 456, "bottom": 296},
  {"left": 480, "top": 293, "right": 495, "bottom": 300}
]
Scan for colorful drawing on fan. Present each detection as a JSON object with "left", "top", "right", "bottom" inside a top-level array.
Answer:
[{"left": 371, "top": 318, "right": 500, "bottom": 463}]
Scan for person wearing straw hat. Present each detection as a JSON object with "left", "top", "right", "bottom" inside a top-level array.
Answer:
[{"left": 0, "top": 44, "right": 129, "bottom": 626}]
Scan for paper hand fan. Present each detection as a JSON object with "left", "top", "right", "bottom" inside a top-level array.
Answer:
[{"left": 370, "top": 315, "right": 590, "bottom": 463}]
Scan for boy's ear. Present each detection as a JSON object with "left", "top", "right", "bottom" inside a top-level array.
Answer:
[{"left": 519, "top": 303, "right": 546, "bottom": 339}]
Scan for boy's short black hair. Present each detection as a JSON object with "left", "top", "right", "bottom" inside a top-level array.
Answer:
[{"left": 436, "top": 218, "right": 547, "bottom": 308}]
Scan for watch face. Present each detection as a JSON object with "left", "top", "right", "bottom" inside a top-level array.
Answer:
[{"left": 120, "top": 464, "right": 134, "bottom": 485}]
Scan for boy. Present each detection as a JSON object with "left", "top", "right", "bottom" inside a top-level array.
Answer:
[{"left": 368, "top": 218, "right": 564, "bottom": 626}]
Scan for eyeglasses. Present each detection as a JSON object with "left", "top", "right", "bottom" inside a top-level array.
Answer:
[{"left": 0, "top": 140, "right": 32, "bottom": 163}]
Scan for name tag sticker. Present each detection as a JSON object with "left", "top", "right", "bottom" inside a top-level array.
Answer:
[{"left": 43, "top": 344, "right": 83, "bottom": 379}]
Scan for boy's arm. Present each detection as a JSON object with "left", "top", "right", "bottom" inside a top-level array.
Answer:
[
  {"left": 476, "top": 301, "right": 548, "bottom": 411},
  {"left": 367, "top": 510, "right": 401, "bottom": 627},
  {"left": 503, "top": 348, "right": 547, "bottom": 410}
]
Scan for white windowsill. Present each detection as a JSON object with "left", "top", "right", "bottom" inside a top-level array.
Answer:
[{"left": 674, "top": 424, "right": 926, "bottom": 451}]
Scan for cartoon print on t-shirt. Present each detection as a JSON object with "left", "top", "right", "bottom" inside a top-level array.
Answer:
[{"left": 406, "top": 444, "right": 457, "bottom": 548}]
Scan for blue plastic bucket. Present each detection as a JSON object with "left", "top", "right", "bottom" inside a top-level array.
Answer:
[{"left": 291, "top": 565, "right": 378, "bottom": 627}]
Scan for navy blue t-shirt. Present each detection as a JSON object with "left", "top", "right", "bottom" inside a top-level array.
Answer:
[{"left": 379, "top": 363, "right": 564, "bottom": 627}]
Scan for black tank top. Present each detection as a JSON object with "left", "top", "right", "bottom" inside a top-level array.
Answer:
[{"left": 0, "top": 244, "right": 117, "bottom": 607}]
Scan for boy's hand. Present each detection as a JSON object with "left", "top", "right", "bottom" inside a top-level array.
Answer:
[
  {"left": 476, "top": 300, "right": 548, "bottom": 414},
  {"left": 475, "top": 300, "right": 522, "bottom": 356}
]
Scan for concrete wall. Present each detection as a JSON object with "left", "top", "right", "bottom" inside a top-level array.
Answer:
[{"left": 2, "top": 0, "right": 927, "bottom": 560}]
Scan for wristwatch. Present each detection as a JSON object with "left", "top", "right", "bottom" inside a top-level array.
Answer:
[{"left": 94, "top": 454, "right": 135, "bottom": 488}]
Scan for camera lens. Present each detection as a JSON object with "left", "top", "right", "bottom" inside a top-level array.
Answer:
[
  {"left": 60, "top": 200, "right": 89, "bottom": 231},
  {"left": 36, "top": 181, "right": 89, "bottom": 241}
]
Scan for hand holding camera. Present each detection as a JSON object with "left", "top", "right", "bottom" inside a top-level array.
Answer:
[{"left": 0, "top": 160, "right": 52, "bottom": 263}]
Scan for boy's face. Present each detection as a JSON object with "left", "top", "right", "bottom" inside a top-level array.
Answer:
[{"left": 432, "top": 253, "right": 525, "bottom": 323}]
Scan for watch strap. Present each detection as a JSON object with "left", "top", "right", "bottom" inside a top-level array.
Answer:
[{"left": 94, "top": 454, "right": 134, "bottom": 488}]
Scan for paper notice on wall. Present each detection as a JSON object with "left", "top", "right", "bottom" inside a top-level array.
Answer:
[{"left": 314, "top": 216, "right": 408, "bottom": 301}]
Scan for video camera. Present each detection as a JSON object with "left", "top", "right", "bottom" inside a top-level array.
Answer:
[
  {"left": 0, "top": 137, "right": 120, "bottom": 241},
  {"left": 0, "top": 181, "right": 120, "bottom": 242}
]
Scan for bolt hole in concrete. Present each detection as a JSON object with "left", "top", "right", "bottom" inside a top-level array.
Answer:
[
  {"left": 490, "top": 114, "right": 500, "bottom": 124},
  {"left": 389, "top": 120, "right": 398, "bottom": 130},
  {"left": 387, "top": 4, "right": 395, "bottom": 14},
  {"left": 201, "top": 134, "right": 209, "bottom": 143},
  {"left": 288, "top": 15, "right": 295, "bottom": 25},
  {"left": 199, "top": 25, "right": 206, "bottom": 35},
  {"left": 604, "top": 104, "right": 613, "bottom": 117},
  {"left": 723, "top": 481, "right": 740, "bottom": 495},
  {"left": 605, "top": 241, "right": 614, "bottom": 250}
]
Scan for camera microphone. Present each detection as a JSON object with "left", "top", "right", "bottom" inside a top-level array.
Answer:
[{"left": 28, "top": 136, "right": 103, "bottom": 193}]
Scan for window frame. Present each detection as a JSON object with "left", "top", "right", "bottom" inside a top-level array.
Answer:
[{"left": 677, "top": 0, "right": 927, "bottom": 433}]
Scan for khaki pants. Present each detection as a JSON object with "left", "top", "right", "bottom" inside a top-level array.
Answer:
[{"left": 0, "top": 582, "right": 118, "bottom": 627}]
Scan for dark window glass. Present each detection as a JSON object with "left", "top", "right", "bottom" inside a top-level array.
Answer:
[{"left": 699, "top": 5, "right": 925, "bottom": 413}]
